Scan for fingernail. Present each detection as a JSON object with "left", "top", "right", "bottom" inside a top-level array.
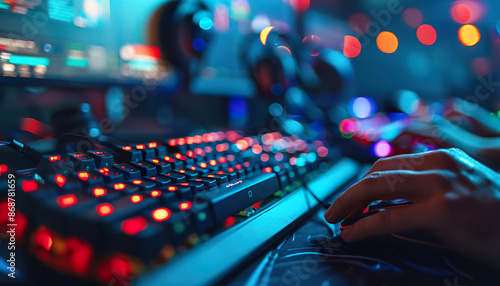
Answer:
[
  {"left": 341, "top": 227, "right": 354, "bottom": 241},
  {"left": 324, "top": 206, "right": 335, "bottom": 222}
]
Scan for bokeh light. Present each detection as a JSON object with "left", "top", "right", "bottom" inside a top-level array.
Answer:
[
  {"left": 339, "top": 119, "right": 356, "bottom": 138},
  {"left": 260, "top": 26, "right": 274, "bottom": 45},
  {"left": 343, "top": 36, "right": 361, "bottom": 58},
  {"left": 289, "top": 0, "right": 310, "bottom": 13},
  {"left": 458, "top": 24, "right": 480, "bottom": 46},
  {"left": 376, "top": 31, "right": 398, "bottom": 54},
  {"left": 199, "top": 17, "right": 213, "bottom": 30},
  {"left": 348, "top": 13, "right": 370, "bottom": 34},
  {"left": 373, "top": 140, "right": 392, "bottom": 157},
  {"left": 403, "top": 8, "right": 423, "bottom": 28},
  {"left": 348, "top": 97, "right": 376, "bottom": 119},
  {"left": 451, "top": 3, "right": 472, "bottom": 23},
  {"left": 451, "top": 1, "right": 484, "bottom": 24},
  {"left": 302, "top": 35, "right": 322, "bottom": 57},
  {"left": 416, "top": 24, "right": 437, "bottom": 45}
]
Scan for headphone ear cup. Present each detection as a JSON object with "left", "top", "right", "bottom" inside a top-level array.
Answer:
[
  {"left": 156, "top": 0, "right": 212, "bottom": 69},
  {"left": 298, "top": 49, "right": 354, "bottom": 100},
  {"left": 243, "top": 30, "right": 300, "bottom": 97}
]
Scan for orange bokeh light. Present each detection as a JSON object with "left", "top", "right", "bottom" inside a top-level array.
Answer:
[{"left": 376, "top": 32, "right": 398, "bottom": 54}]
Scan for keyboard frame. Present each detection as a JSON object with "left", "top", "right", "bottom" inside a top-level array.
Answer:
[{"left": 136, "top": 157, "right": 359, "bottom": 285}]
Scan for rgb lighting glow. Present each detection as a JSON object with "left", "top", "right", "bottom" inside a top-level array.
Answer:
[
  {"left": 458, "top": 24, "right": 480, "bottom": 46},
  {"left": 373, "top": 140, "right": 392, "bottom": 157},
  {"left": 343, "top": 36, "right": 361, "bottom": 58},
  {"left": 417, "top": 24, "right": 437, "bottom": 45},
  {"left": 152, "top": 208, "right": 171, "bottom": 222},
  {"left": 260, "top": 26, "right": 274, "bottom": 45},
  {"left": 376, "top": 32, "right": 398, "bottom": 54}
]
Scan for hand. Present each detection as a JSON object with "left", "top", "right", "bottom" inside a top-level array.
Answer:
[{"left": 324, "top": 148, "right": 500, "bottom": 269}]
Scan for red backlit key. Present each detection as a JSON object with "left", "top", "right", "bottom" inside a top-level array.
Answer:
[
  {"left": 145, "top": 158, "right": 171, "bottom": 174},
  {"left": 111, "top": 145, "right": 143, "bottom": 163},
  {"left": 172, "top": 169, "right": 198, "bottom": 180},
  {"left": 136, "top": 144, "right": 156, "bottom": 159},
  {"left": 187, "top": 165, "right": 210, "bottom": 175},
  {"left": 109, "top": 216, "right": 165, "bottom": 260},
  {"left": 129, "top": 179, "right": 155, "bottom": 190},
  {"left": 215, "top": 170, "right": 237, "bottom": 181},
  {"left": 200, "top": 174, "right": 228, "bottom": 185},
  {"left": 162, "top": 156, "right": 184, "bottom": 169},
  {"left": 68, "top": 153, "right": 96, "bottom": 171},
  {"left": 188, "top": 178, "right": 217, "bottom": 190},
  {"left": 73, "top": 171, "right": 104, "bottom": 186},
  {"left": 174, "top": 182, "right": 205, "bottom": 193},
  {"left": 86, "top": 150, "right": 114, "bottom": 168},
  {"left": 144, "top": 207, "right": 193, "bottom": 247},
  {"left": 112, "top": 182, "right": 139, "bottom": 194},
  {"left": 143, "top": 175, "right": 171, "bottom": 188},
  {"left": 112, "top": 164, "right": 142, "bottom": 180},
  {"left": 165, "top": 185, "right": 191, "bottom": 199},
  {"left": 166, "top": 200, "right": 214, "bottom": 234},
  {"left": 96, "top": 167, "right": 124, "bottom": 184},
  {"left": 49, "top": 174, "right": 82, "bottom": 193},
  {"left": 161, "top": 172, "right": 186, "bottom": 183},
  {"left": 228, "top": 166, "right": 246, "bottom": 178},
  {"left": 129, "top": 161, "right": 157, "bottom": 177},
  {"left": 75, "top": 195, "right": 158, "bottom": 246}
]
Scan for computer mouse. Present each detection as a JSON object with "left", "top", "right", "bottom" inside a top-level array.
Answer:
[{"left": 340, "top": 200, "right": 446, "bottom": 248}]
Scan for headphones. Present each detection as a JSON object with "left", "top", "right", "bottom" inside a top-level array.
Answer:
[{"left": 151, "top": 0, "right": 213, "bottom": 70}]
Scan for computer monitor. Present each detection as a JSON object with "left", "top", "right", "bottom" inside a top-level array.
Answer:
[{"left": 0, "top": 0, "right": 168, "bottom": 87}]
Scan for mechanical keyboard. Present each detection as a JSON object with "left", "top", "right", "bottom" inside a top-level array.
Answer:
[{"left": 0, "top": 131, "right": 359, "bottom": 285}]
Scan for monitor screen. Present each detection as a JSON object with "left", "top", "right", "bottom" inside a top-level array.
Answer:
[{"left": 0, "top": 0, "right": 168, "bottom": 86}]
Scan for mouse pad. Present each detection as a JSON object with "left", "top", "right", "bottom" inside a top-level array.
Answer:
[{"left": 226, "top": 209, "right": 497, "bottom": 286}]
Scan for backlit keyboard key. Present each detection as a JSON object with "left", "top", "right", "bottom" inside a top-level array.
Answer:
[
  {"left": 146, "top": 158, "right": 171, "bottom": 174},
  {"left": 112, "top": 164, "right": 142, "bottom": 180},
  {"left": 68, "top": 153, "right": 96, "bottom": 171},
  {"left": 175, "top": 182, "right": 204, "bottom": 193},
  {"left": 96, "top": 167, "right": 124, "bottom": 184},
  {"left": 188, "top": 178, "right": 217, "bottom": 190},
  {"left": 201, "top": 174, "right": 228, "bottom": 185},
  {"left": 87, "top": 150, "right": 114, "bottom": 168},
  {"left": 129, "top": 179, "right": 156, "bottom": 190},
  {"left": 130, "top": 161, "right": 157, "bottom": 177},
  {"left": 172, "top": 169, "right": 198, "bottom": 179},
  {"left": 144, "top": 175, "right": 171, "bottom": 188},
  {"left": 161, "top": 172, "right": 186, "bottom": 183}
]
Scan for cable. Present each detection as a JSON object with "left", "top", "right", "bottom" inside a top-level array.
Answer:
[
  {"left": 303, "top": 183, "right": 330, "bottom": 209},
  {"left": 6, "top": 139, "right": 43, "bottom": 164}
]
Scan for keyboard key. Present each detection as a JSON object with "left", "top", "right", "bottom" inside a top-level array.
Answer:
[
  {"left": 175, "top": 182, "right": 205, "bottom": 193},
  {"left": 145, "top": 158, "right": 171, "bottom": 174},
  {"left": 130, "top": 161, "right": 157, "bottom": 177},
  {"left": 135, "top": 144, "right": 156, "bottom": 159},
  {"left": 196, "top": 172, "right": 280, "bottom": 223},
  {"left": 112, "top": 164, "right": 142, "bottom": 180},
  {"left": 172, "top": 169, "right": 198, "bottom": 179},
  {"left": 188, "top": 178, "right": 217, "bottom": 190},
  {"left": 129, "top": 179, "right": 156, "bottom": 190},
  {"left": 161, "top": 172, "right": 186, "bottom": 183},
  {"left": 87, "top": 150, "right": 114, "bottom": 168},
  {"left": 68, "top": 153, "right": 96, "bottom": 171},
  {"left": 162, "top": 156, "right": 184, "bottom": 169},
  {"left": 144, "top": 175, "right": 171, "bottom": 188},
  {"left": 96, "top": 167, "right": 124, "bottom": 184},
  {"left": 200, "top": 174, "right": 228, "bottom": 185}
]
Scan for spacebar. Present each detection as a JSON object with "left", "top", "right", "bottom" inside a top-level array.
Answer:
[{"left": 197, "top": 172, "right": 280, "bottom": 223}]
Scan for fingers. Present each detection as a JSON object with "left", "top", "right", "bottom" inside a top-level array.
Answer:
[
  {"left": 362, "top": 149, "right": 458, "bottom": 177},
  {"left": 340, "top": 204, "right": 434, "bottom": 242},
  {"left": 444, "top": 97, "right": 500, "bottom": 136},
  {"left": 325, "top": 170, "right": 452, "bottom": 224}
]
